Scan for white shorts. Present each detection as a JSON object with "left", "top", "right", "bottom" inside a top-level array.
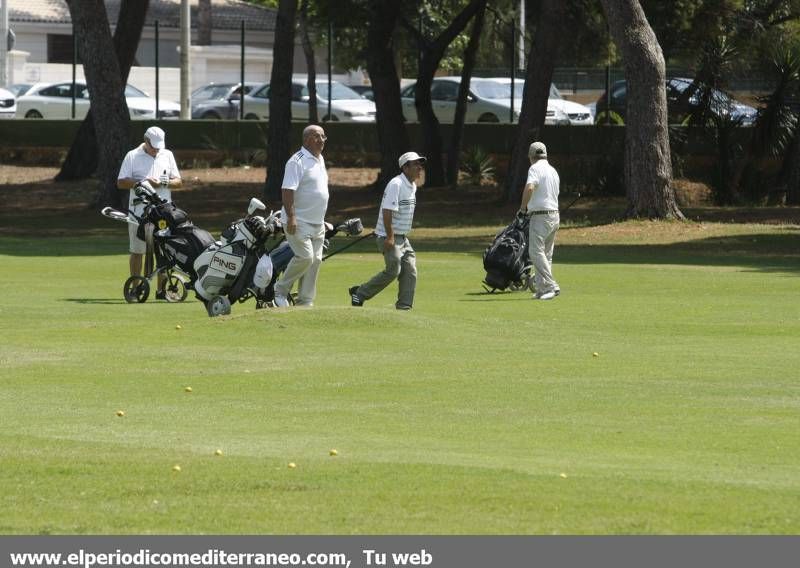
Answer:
[{"left": 129, "top": 223, "right": 146, "bottom": 254}]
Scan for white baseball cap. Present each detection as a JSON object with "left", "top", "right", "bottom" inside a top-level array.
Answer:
[
  {"left": 144, "top": 126, "right": 166, "bottom": 149},
  {"left": 398, "top": 151, "right": 427, "bottom": 168}
]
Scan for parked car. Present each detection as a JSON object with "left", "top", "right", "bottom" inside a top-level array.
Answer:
[
  {"left": 0, "top": 87, "right": 15, "bottom": 119},
  {"left": 191, "top": 82, "right": 259, "bottom": 119},
  {"left": 348, "top": 85, "right": 375, "bottom": 101},
  {"left": 594, "top": 77, "right": 758, "bottom": 126},
  {"left": 399, "top": 77, "right": 590, "bottom": 125},
  {"left": 493, "top": 78, "right": 594, "bottom": 125},
  {"left": 241, "top": 79, "right": 376, "bottom": 122},
  {"left": 8, "top": 83, "right": 35, "bottom": 97},
  {"left": 16, "top": 82, "right": 180, "bottom": 120}
]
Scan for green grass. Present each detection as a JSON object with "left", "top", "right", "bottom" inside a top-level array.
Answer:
[{"left": 1, "top": 221, "right": 799, "bottom": 534}]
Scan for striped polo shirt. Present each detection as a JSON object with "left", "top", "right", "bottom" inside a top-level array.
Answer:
[{"left": 375, "top": 172, "right": 416, "bottom": 237}]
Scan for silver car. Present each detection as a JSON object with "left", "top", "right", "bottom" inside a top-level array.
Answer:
[
  {"left": 242, "top": 80, "right": 376, "bottom": 122},
  {"left": 191, "top": 82, "right": 259, "bottom": 119}
]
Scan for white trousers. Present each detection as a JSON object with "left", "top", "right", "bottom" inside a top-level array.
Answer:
[
  {"left": 528, "top": 212, "right": 560, "bottom": 294},
  {"left": 274, "top": 219, "right": 325, "bottom": 306}
]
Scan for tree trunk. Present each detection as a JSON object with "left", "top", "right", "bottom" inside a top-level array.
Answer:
[
  {"left": 197, "top": 0, "right": 212, "bottom": 46},
  {"left": 56, "top": 0, "right": 149, "bottom": 200},
  {"left": 504, "top": 0, "right": 562, "bottom": 203},
  {"left": 365, "top": 0, "right": 409, "bottom": 191},
  {"left": 299, "top": 0, "right": 318, "bottom": 124},
  {"left": 600, "top": 0, "right": 684, "bottom": 219},
  {"left": 65, "top": 0, "right": 133, "bottom": 210},
  {"left": 783, "top": 123, "right": 800, "bottom": 204},
  {"left": 402, "top": 0, "right": 485, "bottom": 187},
  {"left": 447, "top": 0, "right": 486, "bottom": 187},
  {"left": 265, "top": 0, "right": 298, "bottom": 203}
]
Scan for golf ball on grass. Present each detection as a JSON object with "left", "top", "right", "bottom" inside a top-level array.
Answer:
[
  {"left": 184, "top": 386, "right": 193, "bottom": 393},
  {"left": 288, "top": 462, "right": 297, "bottom": 469},
  {"left": 329, "top": 449, "right": 338, "bottom": 456},
  {"left": 172, "top": 465, "right": 182, "bottom": 473},
  {"left": 116, "top": 410, "right": 125, "bottom": 417},
  {"left": 214, "top": 449, "right": 223, "bottom": 456}
]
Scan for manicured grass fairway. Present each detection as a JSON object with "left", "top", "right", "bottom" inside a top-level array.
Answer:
[{"left": 1, "top": 222, "right": 799, "bottom": 534}]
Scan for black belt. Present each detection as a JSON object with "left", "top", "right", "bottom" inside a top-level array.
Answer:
[{"left": 532, "top": 210, "right": 558, "bottom": 215}]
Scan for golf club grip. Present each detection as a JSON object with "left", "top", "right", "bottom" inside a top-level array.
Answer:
[{"left": 322, "top": 232, "right": 376, "bottom": 261}]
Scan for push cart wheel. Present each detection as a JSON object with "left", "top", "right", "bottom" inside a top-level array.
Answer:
[
  {"left": 160, "top": 274, "right": 188, "bottom": 303},
  {"left": 206, "top": 295, "right": 232, "bottom": 317},
  {"left": 123, "top": 276, "right": 150, "bottom": 303}
]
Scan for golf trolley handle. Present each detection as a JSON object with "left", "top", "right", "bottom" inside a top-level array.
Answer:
[{"left": 322, "top": 231, "right": 376, "bottom": 261}]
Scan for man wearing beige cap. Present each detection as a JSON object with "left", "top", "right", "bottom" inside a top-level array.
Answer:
[
  {"left": 117, "top": 126, "right": 182, "bottom": 297},
  {"left": 349, "top": 151, "right": 425, "bottom": 310},
  {"left": 519, "top": 141, "right": 560, "bottom": 300}
]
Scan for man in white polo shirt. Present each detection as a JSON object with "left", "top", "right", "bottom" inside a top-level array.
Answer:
[
  {"left": 349, "top": 151, "right": 425, "bottom": 310},
  {"left": 519, "top": 141, "right": 560, "bottom": 300},
  {"left": 273, "top": 124, "right": 329, "bottom": 308},
  {"left": 117, "top": 126, "right": 182, "bottom": 296}
]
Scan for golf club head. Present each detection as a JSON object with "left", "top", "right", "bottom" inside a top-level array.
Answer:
[
  {"left": 100, "top": 207, "right": 129, "bottom": 221},
  {"left": 338, "top": 218, "right": 364, "bottom": 236},
  {"left": 248, "top": 198, "right": 267, "bottom": 215}
]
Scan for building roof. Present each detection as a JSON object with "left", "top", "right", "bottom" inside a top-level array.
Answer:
[{"left": 9, "top": 0, "right": 276, "bottom": 31}]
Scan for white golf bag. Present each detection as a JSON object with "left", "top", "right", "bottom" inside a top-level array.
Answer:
[{"left": 193, "top": 198, "right": 279, "bottom": 317}]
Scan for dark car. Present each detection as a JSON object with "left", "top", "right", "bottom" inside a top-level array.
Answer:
[
  {"left": 191, "top": 82, "right": 259, "bottom": 119},
  {"left": 594, "top": 77, "right": 757, "bottom": 126}
]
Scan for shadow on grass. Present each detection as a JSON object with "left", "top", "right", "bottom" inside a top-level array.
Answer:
[
  {"left": 2, "top": 227, "right": 799, "bottom": 277},
  {"left": 415, "top": 232, "right": 800, "bottom": 275}
]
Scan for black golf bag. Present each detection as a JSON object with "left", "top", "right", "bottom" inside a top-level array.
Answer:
[
  {"left": 482, "top": 214, "right": 532, "bottom": 292},
  {"left": 137, "top": 194, "right": 215, "bottom": 282}
]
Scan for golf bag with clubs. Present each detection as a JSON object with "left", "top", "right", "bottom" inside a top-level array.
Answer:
[
  {"left": 258, "top": 217, "right": 365, "bottom": 307},
  {"left": 482, "top": 213, "right": 533, "bottom": 293},
  {"left": 192, "top": 198, "right": 280, "bottom": 316},
  {"left": 101, "top": 182, "right": 216, "bottom": 303}
]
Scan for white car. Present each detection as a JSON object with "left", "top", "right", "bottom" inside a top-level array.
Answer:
[
  {"left": 400, "top": 77, "right": 523, "bottom": 123},
  {"left": 501, "top": 79, "right": 594, "bottom": 126},
  {"left": 400, "top": 76, "right": 593, "bottom": 125},
  {"left": 16, "top": 82, "right": 180, "bottom": 120},
  {"left": 241, "top": 80, "right": 376, "bottom": 122},
  {"left": 0, "top": 87, "right": 15, "bottom": 119}
]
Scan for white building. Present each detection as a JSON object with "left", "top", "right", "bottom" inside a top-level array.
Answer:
[{"left": 6, "top": 0, "right": 280, "bottom": 101}]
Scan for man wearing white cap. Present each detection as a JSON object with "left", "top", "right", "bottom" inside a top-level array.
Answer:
[
  {"left": 117, "top": 126, "right": 182, "bottom": 296},
  {"left": 519, "top": 141, "right": 560, "bottom": 300},
  {"left": 349, "top": 151, "right": 425, "bottom": 310}
]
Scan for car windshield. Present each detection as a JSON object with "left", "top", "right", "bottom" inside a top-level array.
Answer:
[
  {"left": 193, "top": 84, "right": 237, "bottom": 100},
  {"left": 471, "top": 81, "right": 512, "bottom": 99},
  {"left": 504, "top": 79, "right": 564, "bottom": 99},
  {"left": 125, "top": 85, "right": 148, "bottom": 98},
  {"left": 313, "top": 82, "right": 362, "bottom": 100},
  {"left": 669, "top": 79, "right": 731, "bottom": 105},
  {"left": 10, "top": 84, "right": 32, "bottom": 97}
]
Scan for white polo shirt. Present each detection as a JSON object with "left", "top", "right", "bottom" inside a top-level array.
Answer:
[
  {"left": 375, "top": 172, "right": 416, "bottom": 237},
  {"left": 525, "top": 159, "right": 560, "bottom": 212},
  {"left": 118, "top": 144, "right": 180, "bottom": 216},
  {"left": 281, "top": 146, "right": 329, "bottom": 225}
]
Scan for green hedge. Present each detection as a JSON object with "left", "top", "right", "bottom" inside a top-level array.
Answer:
[{"left": 0, "top": 119, "right": 752, "bottom": 180}]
